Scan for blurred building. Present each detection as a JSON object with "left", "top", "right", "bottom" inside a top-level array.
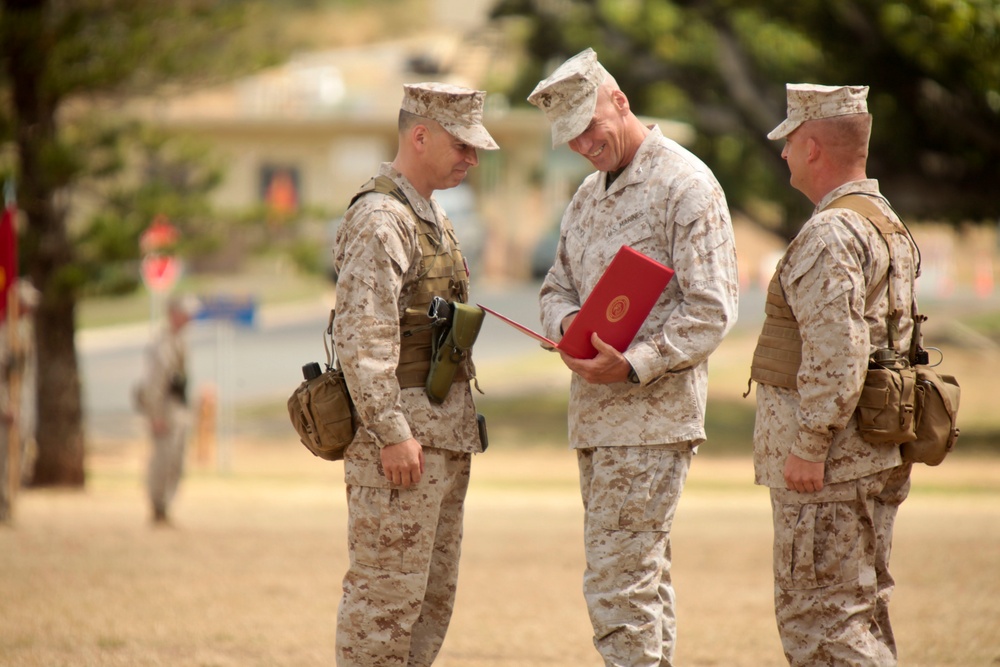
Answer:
[
  {"left": 116, "top": 2, "right": 997, "bottom": 294},
  {"left": 130, "top": 29, "right": 693, "bottom": 281}
]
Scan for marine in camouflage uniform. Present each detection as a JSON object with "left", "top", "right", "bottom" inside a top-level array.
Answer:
[
  {"left": 137, "top": 295, "right": 197, "bottom": 525},
  {"left": 332, "top": 83, "right": 497, "bottom": 667},
  {"left": 0, "top": 281, "right": 39, "bottom": 520},
  {"left": 528, "top": 49, "right": 739, "bottom": 666},
  {"left": 750, "top": 84, "right": 919, "bottom": 666}
]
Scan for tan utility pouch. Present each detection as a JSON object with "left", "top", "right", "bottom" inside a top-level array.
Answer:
[
  {"left": 856, "top": 352, "right": 918, "bottom": 445},
  {"left": 903, "top": 365, "right": 960, "bottom": 465},
  {"left": 856, "top": 335, "right": 961, "bottom": 465},
  {"left": 287, "top": 310, "right": 357, "bottom": 461}
]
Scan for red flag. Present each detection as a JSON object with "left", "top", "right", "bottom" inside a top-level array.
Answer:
[{"left": 0, "top": 203, "right": 16, "bottom": 321}]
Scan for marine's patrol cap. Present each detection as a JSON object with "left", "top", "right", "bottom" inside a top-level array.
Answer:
[
  {"left": 401, "top": 82, "right": 499, "bottom": 150},
  {"left": 767, "top": 83, "right": 869, "bottom": 140},
  {"left": 527, "top": 48, "right": 610, "bottom": 147},
  {"left": 16, "top": 281, "right": 40, "bottom": 309}
]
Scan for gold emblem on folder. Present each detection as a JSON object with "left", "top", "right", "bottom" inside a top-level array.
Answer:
[{"left": 606, "top": 295, "right": 630, "bottom": 323}]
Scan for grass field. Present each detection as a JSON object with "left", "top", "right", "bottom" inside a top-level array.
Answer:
[{"left": 1, "top": 439, "right": 998, "bottom": 667}]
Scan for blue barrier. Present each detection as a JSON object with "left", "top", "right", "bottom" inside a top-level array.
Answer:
[{"left": 195, "top": 295, "right": 257, "bottom": 327}]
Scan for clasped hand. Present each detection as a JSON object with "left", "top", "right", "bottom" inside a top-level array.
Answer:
[{"left": 559, "top": 331, "right": 632, "bottom": 385}]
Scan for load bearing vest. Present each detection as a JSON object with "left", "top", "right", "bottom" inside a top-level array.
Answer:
[
  {"left": 748, "top": 194, "right": 912, "bottom": 390},
  {"left": 349, "top": 176, "right": 473, "bottom": 389}
]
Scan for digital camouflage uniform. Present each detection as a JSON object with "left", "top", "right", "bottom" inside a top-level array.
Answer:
[
  {"left": 138, "top": 318, "right": 190, "bottom": 523},
  {"left": 539, "top": 122, "right": 739, "bottom": 665},
  {"left": 333, "top": 162, "right": 483, "bottom": 667},
  {"left": 751, "top": 178, "right": 918, "bottom": 666}
]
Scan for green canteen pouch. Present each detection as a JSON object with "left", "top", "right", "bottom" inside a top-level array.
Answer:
[{"left": 426, "top": 302, "right": 485, "bottom": 404}]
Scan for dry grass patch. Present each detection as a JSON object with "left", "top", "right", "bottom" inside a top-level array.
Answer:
[{"left": 2, "top": 438, "right": 998, "bottom": 667}]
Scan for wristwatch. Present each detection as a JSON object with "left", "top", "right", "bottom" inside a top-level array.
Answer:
[{"left": 627, "top": 365, "right": 640, "bottom": 384}]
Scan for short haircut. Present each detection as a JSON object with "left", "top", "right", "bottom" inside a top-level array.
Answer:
[
  {"left": 813, "top": 113, "right": 872, "bottom": 161},
  {"left": 398, "top": 108, "right": 420, "bottom": 133}
]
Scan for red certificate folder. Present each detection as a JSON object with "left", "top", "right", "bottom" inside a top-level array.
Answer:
[{"left": 479, "top": 245, "right": 674, "bottom": 359}]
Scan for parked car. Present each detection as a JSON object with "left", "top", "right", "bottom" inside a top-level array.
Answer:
[
  {"left": 433, "top": 182, "right": 484, "bottom": 265},
  {"left": 530, "top": 223, "right": 560, "bottom": 280}
]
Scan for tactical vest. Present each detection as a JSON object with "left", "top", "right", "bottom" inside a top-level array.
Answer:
[
  {"left": 349, "top": 176, "right": 473, "bottom": 389},
  {"left": 748, "top": 194, "right": 910, "bottom": 390}
]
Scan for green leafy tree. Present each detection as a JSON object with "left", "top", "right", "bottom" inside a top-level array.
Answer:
[
  {"left": 75, "top": 121, "right": 226, "bottom": 295},
  {"left": 0, "top": 0, "right": 284, "bottom": 487},
  {"left": 493, "top": 0, "right": 1000, "bottom": 236}
]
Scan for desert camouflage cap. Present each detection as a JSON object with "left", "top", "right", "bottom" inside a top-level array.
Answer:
[
  {"left": 527, "top": 48, "right": 610, "bottom": 147},
  {"left": 401, "top": 82, "right": 498, "bottom": 150},
  {"left": 16, "top": 280, "right": 39, "bottom": 309},
  {"left": 767, "top": 83, "right": 869, "bottom": 140}
]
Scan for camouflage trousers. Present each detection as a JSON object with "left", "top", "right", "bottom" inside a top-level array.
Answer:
[
  {"left": 578, "top": 445, "right": 693, "bottom": 667},
  {"left": 147, "top": 412, "right": 187, "bottom": 520},
  {"left": 336, "top": 447, "right": 471, "bottom": 667},
  {"left": 769, "top": 463, "right": 912, "bottom": 666}
]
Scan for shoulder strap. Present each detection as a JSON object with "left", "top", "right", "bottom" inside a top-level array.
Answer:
[
  {"left": 825, "top": 193, "right": 921, "bottom": 274},
  {"left": 823, "top": 193, "right": 910, "bottom": 352},
  {"left": 324, "top": 309, "right": 338, "bottom": 369},
  {"left": 350, "top": 175, "right": 417, "bottom": 217}
]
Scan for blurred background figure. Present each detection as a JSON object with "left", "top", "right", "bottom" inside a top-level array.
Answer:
[
  {"left": 0, "top": 280, "right": 40, "bottom": 521},
  {"left": 134, "top": 294, "right": 199, "bottom": 526}
]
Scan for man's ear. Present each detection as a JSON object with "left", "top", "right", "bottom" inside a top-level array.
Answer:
[
  {"left": 806, "top": 136, "right": 821, "bottom": 162},
  {"left": 411, "top": 124, "right": 429, "bottom": 152},
  {"left": 612, "top": 89, "right": 629, "bottom": 114}
]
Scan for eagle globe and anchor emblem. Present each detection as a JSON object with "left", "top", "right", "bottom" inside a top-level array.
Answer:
[{"left": 605, "top": 295, "right": 630, "bottom": 323}]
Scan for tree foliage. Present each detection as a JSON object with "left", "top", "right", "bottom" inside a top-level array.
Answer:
[
  {"left": 492, "top": 0, "right": 1000, "bottom": 235},
  {"left": 0, "top": 0, "right": 288, "bottom": 487},
  {"left": 73, "top": 121, "right": 226, "bottom": 295}
]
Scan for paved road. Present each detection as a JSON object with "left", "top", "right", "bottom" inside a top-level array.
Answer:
[
  {"left": 80, "top": 282, "right": 555, "bottom": 441},
  {"left": 82, "top": 273, "right": 996, "bottom": 444}
]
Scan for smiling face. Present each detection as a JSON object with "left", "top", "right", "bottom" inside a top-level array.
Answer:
[{"left": 566, "top": 85, "right": 632, "bottom": 172}]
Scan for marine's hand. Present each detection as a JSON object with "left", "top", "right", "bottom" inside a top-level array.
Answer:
[
  {"left": 784, "top": 454, "right": 825, "bottom": 493},
  {"left": 381, "top": 438, "right": 425, "bottom": 488},
  {"left": 559, "top": 333, "right": 631, "bottom": 385}
]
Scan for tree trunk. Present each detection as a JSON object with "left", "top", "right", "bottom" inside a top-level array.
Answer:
[
  {"left": 31, "top": 303, "right": 85, "bottom": 487},
  {"left": 3, "top": 0, "right": 86, "bottom": 487}
]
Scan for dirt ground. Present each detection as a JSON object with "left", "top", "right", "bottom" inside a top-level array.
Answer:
[{"left": 1, "top": 435, "right": 998, "bottom": 667}]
